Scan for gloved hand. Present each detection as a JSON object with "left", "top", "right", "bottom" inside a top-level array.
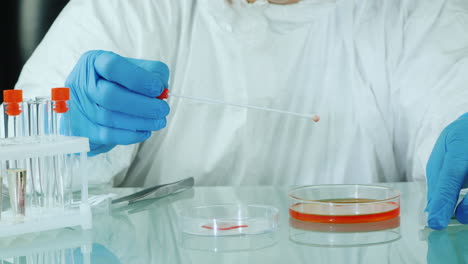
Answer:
[
  {"left": 65, "top": 50, "right": 170, "bottom": 156},
  {"left": 426, "top": 113, "right": 468, "bottom": 229}
]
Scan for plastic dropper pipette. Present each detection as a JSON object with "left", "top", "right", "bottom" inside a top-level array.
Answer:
[{"left": 156, "top": 89, "right": 320, "bottom": 122}]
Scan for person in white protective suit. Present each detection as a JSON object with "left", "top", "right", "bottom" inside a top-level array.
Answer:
[{"left": 13, "top": 0, "right": 468, "bottom": 229}]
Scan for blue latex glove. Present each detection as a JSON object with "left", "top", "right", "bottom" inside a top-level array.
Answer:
[
  {"left": 426, "top": 113, "right": 468, "bottom": 229},
  {"left": 65, "top": 50, "right": 170, "bottom": 156}
]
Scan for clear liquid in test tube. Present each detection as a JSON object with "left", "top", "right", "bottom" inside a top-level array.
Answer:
[
  {"left": 7, "top": 168, "right": 27, "bottom": 219},
  {"left": 2, "top": 90, "right": 27, "bottom": 218}
]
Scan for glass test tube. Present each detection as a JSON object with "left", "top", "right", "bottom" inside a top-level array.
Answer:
[
  {"left": 51, "top": 87, "right": 72, "bottom": 209},
  {"left": 27, "top": 97, "right": 52, "bottom": 209},
  {"left": 37, "top": 96, "right": 59, "bottom": 209},
  {"left": 26, "top": 98, "right": 38, "bottom": 210},
  {"left": 3, "top": 90, "right": 26, "bottom": 170},
  {"left": 2, "top": 90, "right": 26, "bottom": 219}
]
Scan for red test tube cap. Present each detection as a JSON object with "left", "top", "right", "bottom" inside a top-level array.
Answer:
[
  {"left": 157, "top": 88, "right": 169, "bottom": 100},
  {"left": 3, "top": 90, "right": 23, "bottom": 103},
  {"left": 51, "top": 87, "right": 70, "bottom": 101}
]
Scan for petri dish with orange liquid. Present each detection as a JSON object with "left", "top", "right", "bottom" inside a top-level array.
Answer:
[{"left": 288, "top": 185, "right": 400, "bottom": 224}]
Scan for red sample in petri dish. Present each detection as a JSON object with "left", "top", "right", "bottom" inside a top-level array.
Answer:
[
  {"left": 288, "top": 185, "right": 400, "bottom": 224},
  {"left": 202, "top": 223, "right": 249, "bottom": 231},
  {"left": 179, "top": 204, "right": 278, "bottom": 236}
]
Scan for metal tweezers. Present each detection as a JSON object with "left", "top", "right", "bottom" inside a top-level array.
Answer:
[{"left": 111, "top": 177, "right": 194, "bottom": 205}]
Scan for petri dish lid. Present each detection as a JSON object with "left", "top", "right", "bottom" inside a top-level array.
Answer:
[
  {"left": 288, "top": 184, "right": 400, "bottom": 224},
  {"left": 288, "top": 184, "right": 400, "bottom": 203},
  {"left": 177, "top": 204, "right": 279, "bottom": 237}
]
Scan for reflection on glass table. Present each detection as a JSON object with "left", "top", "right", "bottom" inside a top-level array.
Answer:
[
  {"left": 289, "top": 216, "right": 401, "bottom": 247},
  {"left": 69, "top": 243, "right": 121, "bottom": 264},
  {"left": 0, "top": 182, "right": 461, "bottom": 263},
  {"left": 420, "top": 224, "right": 468, "bottom": 264},
  {"left": 0, "top": 243, "right": 119, "bottom": 264},
  {"left": 0, "top": 228, "right": 92, "bottom": 264},
  {"left": 180, "top": 231, "right": 279, "bottom": 253},
  {"left": 0, "top": 185, "right": 193, "bottom": 264}
]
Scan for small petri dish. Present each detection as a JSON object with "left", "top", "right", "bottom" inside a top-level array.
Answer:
[
  {"left": 288, "top": 185, "right": 400, "bottom": 224},
  {"left": 178, "top": 204, "right": 279, "bottom": 236}
]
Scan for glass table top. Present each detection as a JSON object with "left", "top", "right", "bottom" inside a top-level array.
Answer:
[{"left": 0, "top": 181, "right": 467, "bottom": 264}]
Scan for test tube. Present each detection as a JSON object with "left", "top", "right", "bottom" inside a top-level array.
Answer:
[
  {"left": 36, "top": 96, "right": 57, "bottom": 209},
  {"left": 2, "top": 90, "right": 27, "bottom": 216},
  {"left": 3, "top": 90, "right": 26, "bottom": 174},
  {"left": 26, "top": 97, "right": 51, "bottom": 209},
  {"left": 51, "top": 88, "right": 71, "bottom": 209},
  {"left": 7, "top": 168, "right": 27, "bottom": 218}
]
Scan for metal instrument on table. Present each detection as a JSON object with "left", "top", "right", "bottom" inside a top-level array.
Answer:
[{"left": 111, "top": 177, "right": 194, "bottom": 205}]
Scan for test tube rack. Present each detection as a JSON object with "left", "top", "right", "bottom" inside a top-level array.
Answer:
[
  {"left": 0, "top": 89, "right": 92, "bottom": 238},
  {"left": 0, "top": 135, "right": 92, "bottom": 237}
]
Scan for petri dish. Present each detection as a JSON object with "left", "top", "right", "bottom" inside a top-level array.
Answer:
[
  {"left": 178, "top": 204, "right": 279, "bottom": 236},
  {"left": 288, "top": 185, "right": 400, "bottom": 224}
]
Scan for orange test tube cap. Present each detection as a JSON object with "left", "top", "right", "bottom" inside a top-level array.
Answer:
[
  {"left": 3, "top": 89, "right": 23, "bottom": 103},
  {"left": 3, "top": 90, "right": 23, "bottom": 116},
  {"left": 51, "top": 87, "right": 70, "bottom": 113},
  {"left": 51, "top": 87, "right": 70, "bottom": 101}
]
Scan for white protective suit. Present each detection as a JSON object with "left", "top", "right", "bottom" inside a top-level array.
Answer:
[{"left": 15, "top": 0, "right": 468, "bottom": 187}]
